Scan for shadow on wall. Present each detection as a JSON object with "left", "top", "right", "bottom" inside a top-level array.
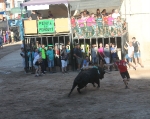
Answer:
[{"left": 39, "top": 4, "right": 68, "bottom": 18}]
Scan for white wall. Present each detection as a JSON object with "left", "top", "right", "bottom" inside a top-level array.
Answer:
[{"left": 120, "top": 0, "right": 150, "bottom": 61}]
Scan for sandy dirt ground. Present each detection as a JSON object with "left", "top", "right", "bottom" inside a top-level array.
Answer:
[
  {"left": 0, "top": 44, "right": 150, "bottom": 119},
  {"left": 0, "top": 41, "right": 22, "bottom": 59}
]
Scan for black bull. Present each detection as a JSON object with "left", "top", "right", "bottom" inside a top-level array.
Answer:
[{"left": 68, "top": 67, "right": 105, "bottom": 96}]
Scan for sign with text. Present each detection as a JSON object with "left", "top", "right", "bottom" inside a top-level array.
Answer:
[{"left": 38, "top": 19, "right": 55, "bottom": 34}]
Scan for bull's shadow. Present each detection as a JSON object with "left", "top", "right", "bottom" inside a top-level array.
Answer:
[{"left": 67, "top": 84, "right": 101, "bottom": 97}]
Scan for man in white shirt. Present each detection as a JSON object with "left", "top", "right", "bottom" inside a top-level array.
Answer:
[
  {"left": 112, "top": 9, "right": 120, "bottom": 24},
  {"left": 33, "top": 52, "right": 42, "bottom": 77},
  {"left": 124, "top": 42, "right": 134, "bottom": 67}
]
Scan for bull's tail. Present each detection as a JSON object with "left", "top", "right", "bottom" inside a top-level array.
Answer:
[{"left": 68, "top": 82, "right": 77, "bottom": 97}]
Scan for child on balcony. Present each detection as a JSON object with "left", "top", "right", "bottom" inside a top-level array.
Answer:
[
  {"left": 96, "top": 14, "right": 103, "bottom": 37},
  {"left": 116, "top": 16, "right": 123, "bottom": 36},
  {"left": 107, "top": 14, "right": 114, "bottom": 36}
]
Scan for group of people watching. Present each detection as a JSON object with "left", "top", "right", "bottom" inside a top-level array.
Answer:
[
  {"left": 73, "top": 43, "right": 118, "bottom": 71},
  {"left": 73, "top": 37, "right": 144, "bottom": 72},
  {"left": 29, "top": 10, "right": 53, "bottom": 20},
  {"left": 71, "top": 9, "right": 126, "bottom": 38},
  {"left": 20, "top": 43, "right": 70, "bottom": 76}
]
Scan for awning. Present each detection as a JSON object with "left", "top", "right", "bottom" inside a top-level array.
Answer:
[
  {"left": 22, "top": 0, "right": 68, "bottom": 6},
  {"left": 22, "top": 0, "right": 123, "bottom": 11},
  {"left": 69, "top": 0, "right": 123, "bottom": 11}
]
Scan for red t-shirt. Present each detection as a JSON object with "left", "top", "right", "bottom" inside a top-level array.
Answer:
[
  {"left": 71, "top": 18, "right": 76, "bottom": 27},
  {"left": 115, "top": 60, "right": 127, "bottom": 73},
  {"left": 103, "top": 16, "right": 108, "bottom": 25},
  {"left": 86, "top": 17, "right": 93, "bottom": 26}
]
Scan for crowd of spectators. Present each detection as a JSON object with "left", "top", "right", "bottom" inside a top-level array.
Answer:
[
  {"left": 71, "top": 9, "right": 126, "bottom": 38},
  {"left": 20, "top": 43, "right": 70, "bottom": 76}
]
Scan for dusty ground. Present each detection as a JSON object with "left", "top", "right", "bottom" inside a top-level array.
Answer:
[
  {"left": 0, "top": 42, "right": 22, "bottom": 59},
  {"left": 0, "top": 44, "right": 150, "bottom": 119}
]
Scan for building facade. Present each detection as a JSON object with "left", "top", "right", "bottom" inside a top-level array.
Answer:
[
  {"left": 120, "top": 0, "right": 150, "bottom": 61},
  {"left": 0, "top": 0, "right": 24, "bottom": 11}
]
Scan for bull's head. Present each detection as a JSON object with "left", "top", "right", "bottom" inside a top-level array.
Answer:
[{"left": 97, "top": 66, "right": 105, "bottom": 79}]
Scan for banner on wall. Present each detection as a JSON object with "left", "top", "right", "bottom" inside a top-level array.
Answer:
[{"left": 38, "top": 19, "right": 55, "bottom": 34}]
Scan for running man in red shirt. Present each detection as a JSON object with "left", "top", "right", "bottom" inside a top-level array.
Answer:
[{"left": 114, "top": 57, "right": 136, "bottom": 89}]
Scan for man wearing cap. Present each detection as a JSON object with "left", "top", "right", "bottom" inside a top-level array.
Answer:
[{"left": 46, "top": 46, "right": 55, "bottom": 73}]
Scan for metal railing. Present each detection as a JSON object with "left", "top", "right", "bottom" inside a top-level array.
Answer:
[{"left": 72, "top": 21, "right": 127, "bottom": 39}]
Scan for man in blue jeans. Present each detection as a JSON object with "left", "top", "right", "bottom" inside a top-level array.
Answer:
[
  {"left": 132, "top": 37, "right": 144, "bottom": 68},
  {"left": 46, "top": 46, "right": 55, "bottom": 73}
]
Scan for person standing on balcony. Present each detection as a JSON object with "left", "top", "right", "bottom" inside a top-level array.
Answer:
[
  {"left": 96, "top": 9, "right": 101, "bottom": 16},
  {"left": 107, "top": 13, "right": 114, "bottom": 35},
  {"left": 132, "top": 37, "right": 144, "bottom": 68},
  {"left": 48, "top": 11, "right": 53, "bottom": 18},
  {"left": 91, "top": 13, "right": 96, "bottom": 36},
  {"left": 116, "top": 16, "right": 123, "bottom": 36},
  {"left": 101, "top": 9, "right": 107, "bottom": 17},
  {"left": 29, "top": 10, "right": 39, "bottom": 20},
  {"left": 96, "top": 14, "right": 103, "bottom": 37},
  {"left": 112, "top": 9, "right": 120, "bottom": 25}
]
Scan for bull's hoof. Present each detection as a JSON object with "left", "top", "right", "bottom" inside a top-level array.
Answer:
[{"left": 77, "top": 88, "right": 81, "bottom": 94}]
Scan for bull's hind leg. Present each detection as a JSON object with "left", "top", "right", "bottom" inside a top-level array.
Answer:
[
  {"left": 77, "top": 84, "right": 85, "bottom": 94},
  {"left": 68, "top": 83, "right": 77, "bottom": 97},
  {"left": 92, "top": 82, "right": 96, "bottom": 87},
  {"left": 77, "top": 88, "right": 81, "bottom": 94}
]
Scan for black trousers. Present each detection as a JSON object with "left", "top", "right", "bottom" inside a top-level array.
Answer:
[{"left": 42, "top": 59, "right": 46, "bottom": 73}]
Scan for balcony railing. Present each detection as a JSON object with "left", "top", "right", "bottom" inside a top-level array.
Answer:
[{"left": 72, "top": 21, "right": 127, "bottom": 39}]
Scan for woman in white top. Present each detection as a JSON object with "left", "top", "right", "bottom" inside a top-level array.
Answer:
[{"left": 112, "top": 9, "right": 120, "bottom": 24}]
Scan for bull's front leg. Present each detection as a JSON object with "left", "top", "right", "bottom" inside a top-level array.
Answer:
[
  {"left": 92, "top": 82, "right": 96, "bottom": 87},
  {"left": 97, "top": 79, "right": 100, "bottom": 88}
]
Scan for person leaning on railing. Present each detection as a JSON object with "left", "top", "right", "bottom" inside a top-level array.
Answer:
[
  {"left": 116, "top": 16, "right": 123, "bottom": 36},
  {"left": 107, "top": 13, "right": 114, "bottom": 36},
  {"left": 77, "top": 16, "right": 85, "bottom": 38},
  {"left": 112, "top": 9, "right": 120, "bottom": 24},
  {"left": 96, "top": 14, "right": 104, "bottom": 37}
]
